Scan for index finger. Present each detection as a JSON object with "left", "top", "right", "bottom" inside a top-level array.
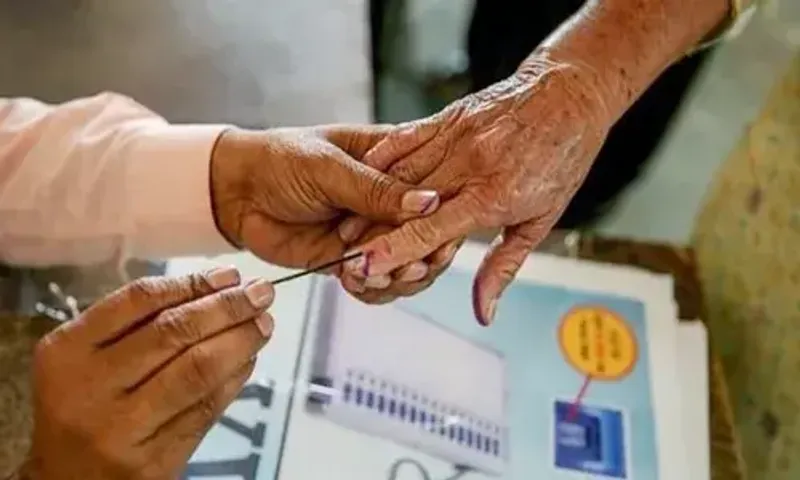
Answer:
[
  {"left": 75, "top": 268, "right": 240, "bottom": 347},
  {"left": 104, "top": 278, "right": 274, "bottom": 391},
  {"left": 361, "top": 114, "right": 446, "bottom": 172},
  {"left": 344, "top": 195, "right": 482, "bottom": 277}
]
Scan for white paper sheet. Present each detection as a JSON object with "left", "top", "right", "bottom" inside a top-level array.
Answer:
[
  {"left": 677, "top": 321, "right": 710, "bottom": 480},
  {"left": 168, "top": 242, "right": 696, "bottom": 480}
]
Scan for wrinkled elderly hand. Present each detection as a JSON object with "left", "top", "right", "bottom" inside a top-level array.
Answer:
[
  {"left": 18, "top": 268, "right": 273, "bottom": 479},
  {"left": 339, "top": 56, "right": 619, "bottom": 324},
  {"left": 210, "top": 125, "right": 439, "bottom": 273}
]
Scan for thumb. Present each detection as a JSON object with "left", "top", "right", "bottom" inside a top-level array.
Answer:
[
  {"left": 472, "top": 221, "right": 546, "bottom": 326},
  {"left": 321, "top": 148, "right": 440, "bottom": 223}
]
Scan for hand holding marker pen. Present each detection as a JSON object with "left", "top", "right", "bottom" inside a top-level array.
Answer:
[{"left": 36, "top": 252, "right": 365, "bottom": 323}]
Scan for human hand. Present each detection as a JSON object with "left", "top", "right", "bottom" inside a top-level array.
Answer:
[
  {"left": 339, "top": 55, "right": 619, "bottom": 324},
  {"left": 18, "top": 268, "right": 273, "bottom": 479},
  {"left": 337, "top": 220, "right": 465, "bottom": 304},
  {"left": 209, "top": 125, "right": 439, "bottom": 273}
]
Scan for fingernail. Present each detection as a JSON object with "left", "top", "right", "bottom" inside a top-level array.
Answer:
[
  {"left": 345, "top": 250, "right": 371, "bottom": 277},
  {"left": 473, "top": 281, "right": 496, "bottom": 327},
  {"left": 484, "top": 299, "right": 497, "bottom": 326},
  {"left": 344, "top": 277, "right": 366, "bottom": 294},
  {"left": 399, "top": 262, "right": 428, "bottom": 282},
  {"left": 443, "top": 241, "right": 461, "bottom": 260},
  {"left": 338, "top": 220, "right": 359, "bottom": 243},
  {"left": 245, "top": 279, "right": 274, "bottom": 309},
  {"left": 402, "top": 190, "right": 439, "bottom": 215},
  {"left": 254, "top": 312, "right": 274, "bottom": 337},
  {"left": 364, "top": 275, "right": 392, "bottom": 290},
  {"left": 361, "top": 252, "right": 372, "bottom": 277},
  {"left": 205, "top": 266, "right": 240, "bottom": 289},
  {"left": 476, "top": 297, "right": 497, "bottom": 326}
]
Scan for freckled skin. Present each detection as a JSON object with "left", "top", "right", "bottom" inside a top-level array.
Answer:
[{"left": 340, "top": 0, "right": 736, "bottom": 323}]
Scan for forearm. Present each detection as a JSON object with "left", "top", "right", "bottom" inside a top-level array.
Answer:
[
  {"left": 0, "top": 93, "right": 234, "bottom": 267},
  {"left": 526, "top": 0, "right": 735, "bottom": 120}
]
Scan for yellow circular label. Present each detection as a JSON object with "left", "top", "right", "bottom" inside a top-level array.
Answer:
[{"left": 558, "top": 306, "right": 638, "bottom": 381}]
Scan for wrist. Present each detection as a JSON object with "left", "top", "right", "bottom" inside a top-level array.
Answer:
[
  {"left": 525, "top": 0, "right": 729, "bottom": 120},
  {"left": 210, "top": 128, "right": 253, "bottom": 250},
  {"left": 121, "top": 123, "right": 235, "bottom": 259}
]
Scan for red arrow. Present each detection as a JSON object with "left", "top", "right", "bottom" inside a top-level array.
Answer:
[{"left": 567, "top": 374, "right": 593, "bottom": 421}]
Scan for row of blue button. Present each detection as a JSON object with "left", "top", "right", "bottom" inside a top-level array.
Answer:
[
  {"left": 344, "top": 370, "right": 502, "bottom": 434},
  {"left": 342, "top": 382, "right": 501, "bottom": 456}
]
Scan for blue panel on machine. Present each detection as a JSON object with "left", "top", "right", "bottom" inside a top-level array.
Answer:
[{"left": 553, "top": 400, "right": 627, "bottom": 478}]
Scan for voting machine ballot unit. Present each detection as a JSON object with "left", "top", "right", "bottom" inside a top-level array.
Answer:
[{"left": 305, "top": 279, "right": 509, "bottom": 476}]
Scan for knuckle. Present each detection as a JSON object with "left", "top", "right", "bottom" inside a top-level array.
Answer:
[
  {"left": 184, "top": 344, "right": 218, "bottom": 392},
  {"left": 404, "top": 219, "right": 440, "bottom": 247},
  {"left": 473, "top": 134, "right": 506, "bottom": 166},
  {"left": 376, "top": 136, "right": 405, "bottom": 162},
  {"left": 466, "top": 188, "right": 508, "bottom": 227},
  {"left": 495, "top": 261, "right": 523, "bottom": 287},
  {"left": 388, "top": 160, "right": 420, "bottom": 183},
  {"left": 364, "top": 174, "right": 394, "bottom": 210},
  {"left": 485, "top": 198, "right": 511, "bottom": 220},
  {"left": 122, "top": 276, "right": 166, "bottom": 303},
  {"left": 154, "top": 307, "right": 201, "bottom": 348},
  {"left": 472, "top": 141, "right": 494, "bottom": 166},
  {"left": 217, "top": 288, "right": 254, "bottom": 321},
  {"left": 361, "top": 224, "right": 391, "bottom": 243},
  {"left": 496, "top": 253, "right": 524, "bottom": 277},
  {"left": 258, "top": 312, "right": 275, "bottom": 335},
  {"left": 123, "top": 273, "right": 212, "bottom": 307},
  {"left": 187, "top": 271, "right": 214, "bottom": 297},
  {"left": 196, "top": 396, "right": 220, "bottom": 425},
  {"left": 514, "top": 225, "right": 545, "bottom": 247}
]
